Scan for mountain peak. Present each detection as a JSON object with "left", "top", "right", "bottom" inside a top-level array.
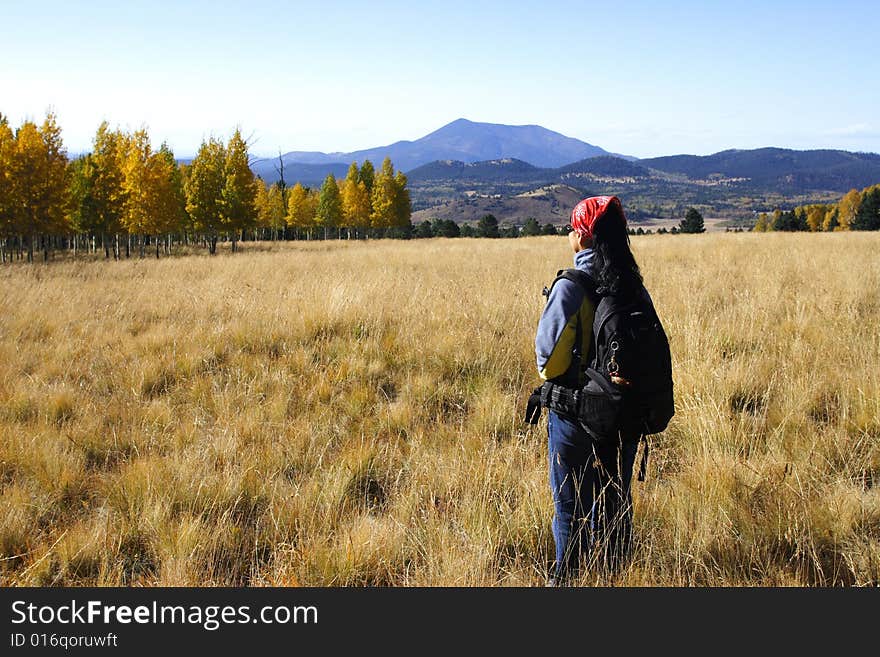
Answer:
[{"left": 253, "top": 119, "right": 618, "bottom": 182}]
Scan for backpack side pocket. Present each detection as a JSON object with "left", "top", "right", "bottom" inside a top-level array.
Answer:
[{"left": 579, "top": 367, "right": 625, "bottom": 441}]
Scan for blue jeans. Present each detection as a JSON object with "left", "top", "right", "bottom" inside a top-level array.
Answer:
[{"left": 547, "top": 410, "right": 639, "bottom": 579}]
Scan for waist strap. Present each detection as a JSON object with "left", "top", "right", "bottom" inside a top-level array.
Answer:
[
  {"left": 541, "top": 381, "right": 581, "bottom": 418},
  {"left": 524, "top": 381, "right": 581, "bottom": 425}
]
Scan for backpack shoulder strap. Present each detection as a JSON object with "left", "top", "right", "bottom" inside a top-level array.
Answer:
[
  {"left": 546, "top": 268, "right": 601, "bottom": 372},
  {"left": 549, "top": 268, "right": 598, "bottom": 301}
]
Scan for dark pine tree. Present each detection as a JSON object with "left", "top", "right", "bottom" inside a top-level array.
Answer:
[
  {"left": 521, "top": 217, "right": 541, "bottom": 236},
  {"left": 477, "top": 214, "right": 500, "bottom": 238},
  {"left": 853, "top": 186, "right": 880, "bottom": 230},
  {"left": 678, "top": 207, "right": 706, "bottom": 233}
]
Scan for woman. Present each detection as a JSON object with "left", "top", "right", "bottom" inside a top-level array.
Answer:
[{"left": 534, "top": 195, "right": 647, "bottom": 583}]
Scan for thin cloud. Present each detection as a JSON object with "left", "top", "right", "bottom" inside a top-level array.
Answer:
[{"left": 825, "top": 123, "right": 878, "bottom": 138}]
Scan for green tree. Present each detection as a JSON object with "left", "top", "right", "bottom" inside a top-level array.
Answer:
[
  {"left": 185, "top": 137, "right": 226, "bottom": 254},
  {"left": 90, "top": 122, "right": 127, "bottom": 258},
  {"left": 415, "top": 220, "right": 434, "bottom": 238},
  {"left": 477, "top": 213, "right": 499, "bottom": 238},
  {"left": 222, "top": 128, "right": 257, "bottom": 252},
  {"left": 359, "top": 160, "right": 375, "bottom": 197},
  {"left": 316, "top": 174, "right": 342, "bottom": 239},
  {"left": 150, "top": 143, "right": 187, "bottom": 257},
  {"left": 67, "top": 155, "right": 98, "bottom": 241},
  {"left": 521, "top": 217, "right": 541, "bottom": 236},
  {"left": 678, "top": 207, "right": 706, "bottom": 233},
  {"left": 852, "top": 185, "right": 880, "bottom": 231},
  {"left": 774, "top": 209, "right": 808, "bottom": 232},
  {"left": 433, "top": 219, "right": 460, "bottom": 238},
  {"left": 393, "top": 170, "right": 412, "bottom": 230},
  {"left": 541, "top": 222, "right": 557, "bottom": 235}
]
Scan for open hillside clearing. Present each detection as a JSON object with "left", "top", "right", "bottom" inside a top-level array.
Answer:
[{"left": 1, "top": 233, "right": 878, "bottom": 586}]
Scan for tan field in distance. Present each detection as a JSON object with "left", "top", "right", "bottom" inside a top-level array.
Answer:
[{"left": 1, "top": 233, "right": 878, "bottom": 586}]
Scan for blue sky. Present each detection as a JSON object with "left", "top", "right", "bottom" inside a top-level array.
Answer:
[{"left": 1, "top": 0, "right": 877, "bottom": 158}]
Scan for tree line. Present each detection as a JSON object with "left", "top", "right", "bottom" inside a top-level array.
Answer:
[
  {"left": 0, "top": 111, "right": 413, "bottom": 263},
  {"left": 754, "top": 184, "right": 880, "bottom": 232},
  {"left": 413, "top": 215, "right": 565, "bottom": 238},
  {"left": 258, "top": 158, "right": 411, "bottom": 243}
]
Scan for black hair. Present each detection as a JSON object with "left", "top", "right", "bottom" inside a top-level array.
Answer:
[{"left": 592, "top": 205, "right": 643, "bottom": 296}]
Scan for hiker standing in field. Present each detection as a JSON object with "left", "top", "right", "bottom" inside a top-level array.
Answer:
[{"left": 527, "top": 196, "right": 673, "bottom": 585}]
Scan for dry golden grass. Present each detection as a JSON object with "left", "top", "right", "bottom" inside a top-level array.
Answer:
[{"left": 1, "top": 233, "right": 878, "bottom": 586}]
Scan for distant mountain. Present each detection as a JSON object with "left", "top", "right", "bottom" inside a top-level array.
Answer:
[
  {"left": 411, "top": 184, "right": 585, "bottom": 226},
  {"left": 555, "top": 156, "right": 651, "bottom": 179},
  {"left": 251, "top": 118, "right": 617, "bottom": 182},
  {"left": 407, "top": 158, "right": 542, "bottom": 183},
  {"left": 246, "top": 121, "right": 880, "bottom": 224},
  {"left": 407, "top": 155, "right": 659, "bottom": 218},
  {"left": 406, "top": 148, "right": 880, "bottom": 224},
  {"left": 641, "top": 148, "right": 880, "bottom": 192}
]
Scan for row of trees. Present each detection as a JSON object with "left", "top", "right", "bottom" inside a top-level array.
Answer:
[
  {"left": 0, "top": 113, "right": 68, "bottom": 262},
  {"left": 414, "top": 215, "right": 565, "bottom": 238},
  {"left": 412, "top": 208, "right": 712, "bottom": 239},
  {"left": 754, "top": 184, "right": 880, "bottom": 232},
  {"left": 0, "top": 111, "right": 414, "bottom": 263},
  {"left": 261, "top": 159, "right": 412, "bottom": 242}
]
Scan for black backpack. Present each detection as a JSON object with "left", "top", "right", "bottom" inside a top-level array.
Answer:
[{"left": 546, "top": 269, "right": 675, "bottom": 440}]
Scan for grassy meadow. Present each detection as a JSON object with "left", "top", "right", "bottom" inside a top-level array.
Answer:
[{"left": 0, "top": 233, "right": 878, "bottom": 586}]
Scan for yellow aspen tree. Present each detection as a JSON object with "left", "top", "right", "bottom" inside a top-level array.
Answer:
[
  {"left": 266, "top": 183, "right": 286, "bottom": 240},
  {"left": 10, "top": 113, "right": 70, "bottom": 262},
  {"left": 370, "top": 157, "right": 397, "bottom": 233},
  {"left": 253, "top": 177, "right": 272, "bottom": 238},
  {"left": 120, "top": 128, "right": 153, "bottom": 256},
  {"left": 837, "top": 189, "right": 861, "bottom": 230},
  {"left": 0, "top": 114, "right": 13, "bottom": 262},
  {"left": 805, "top": 204, "right": 826, "bottom": 232},
  {"left": 341, "top": 162, "right": 370, "bottom": 239},
  {"left": 148, "top": 144, "right": 187, "bottom": 257},
  {"left": 307, "top": 187, "right": 319, "bottom": 228},
  {"left": 10, "top": 122, "right": 46, "bottom": 261},
  {"left": 339, "top": 162, "right": 358, "bottom": 238},
  {"left": 40, "top": 111, "right": 71, "bottom": 253},
  {"left": 822, "top": 207, "right": 840, "bottom": 231},
  {"left": 286, "top": 182, "right": 316, "bottom": 239}
]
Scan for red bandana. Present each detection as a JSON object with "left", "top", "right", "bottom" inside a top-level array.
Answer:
[{"left": 570, "top": 196, "right": 627, "bottom": 240}]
